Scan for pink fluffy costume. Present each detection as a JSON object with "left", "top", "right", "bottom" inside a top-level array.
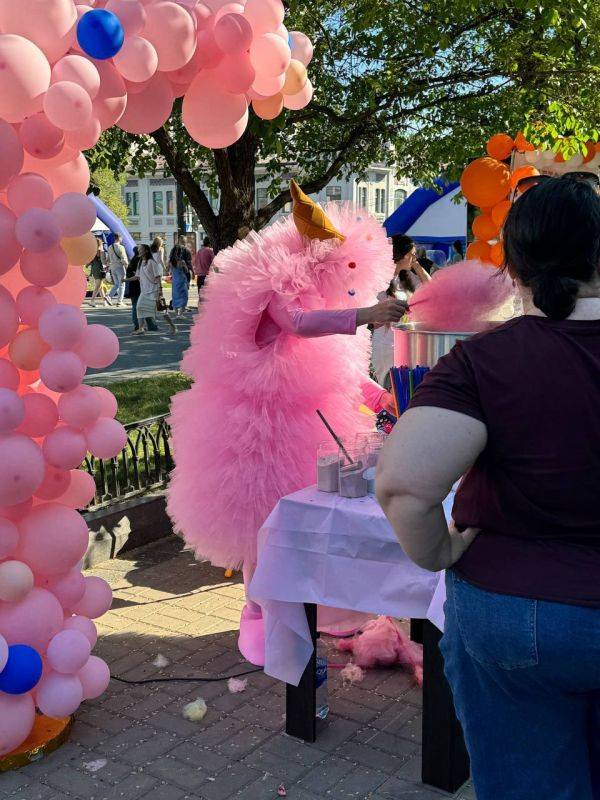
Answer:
[{"left": 167, "top": 183, "right": 392, "bottom": 665}]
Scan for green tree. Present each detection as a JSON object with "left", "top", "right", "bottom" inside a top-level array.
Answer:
[
  {"left": 89, "top": 166, "right": 128, "bottom": 222},
  {"left": 90, "top": 0, "right": 600, "bottom": 252}
]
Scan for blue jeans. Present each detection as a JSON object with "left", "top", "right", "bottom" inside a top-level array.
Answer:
[
  {"left": 441, "top": 571, "right": 600, "bottom": 799},
  {"left": 131, "top": 296, "right": 139, "bottom": 330}
]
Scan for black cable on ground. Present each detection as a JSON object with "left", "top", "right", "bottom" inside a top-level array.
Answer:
[{"left": 110, "top": 667, "right": 262, "bottom": 686}]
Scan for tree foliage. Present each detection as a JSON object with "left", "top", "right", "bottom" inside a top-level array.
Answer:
[
  {"left": 90, "top": 0, "right": 600, "bottom": 250},
  {"left": 89, "top": 166, "right": 128, "bottom": 221}
]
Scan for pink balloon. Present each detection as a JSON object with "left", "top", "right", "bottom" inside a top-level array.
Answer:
[
  {"left": 39, "top": 304, "right": 87, "bottom": 349},
  {"left": 42, "top": 570, "right": 86, "bottom": 610},
  {"left": 56, "top": 468, "right": 96, "bottom": 508},
  {"left": 118, "top": 73, "right": 174, "bottom": 135},
  {"left": 0, "top": 121, "right": 24, "bottom": 190},
  {"left": 94, "top": 386, "right": 118, "bottom": 418},
  {"left": 249, "top": 33, "right": 291, "bottom": 77},
  {"left": 244, "top": 0, "right": 284, "bottom": 36},
  {"left": 0, "top": 434, "right": 45, "bottom": 506},
  {"left": 43, "top": 81, "right": 93, "bottom": 133},
  {"left": 76, "top": 324, "right": 119, "bottom": 369},
  {"left": 251, "top": 71, "right": 285, "bottom": 96},
  {"left": 15, "top": 208, "right": 61, "bottom": 253},
  {"left": 37, "top": 672, "right": 83, "bottom": 719},
  {"left": 52, "top": 55, "right": 100, "bottom": 100},
  {"left": 63, "top": 615, "right": 97, "bottom": 647},
  {"left": 214, "top": 2, "right": 244, "bottom": 22},
  {"left": 0, "top": 358, "right": 19, "bottom": 391},
  {"left": 0, "top": 634, "right": 7, "bottom": 672},
  {"left": 43, "top": 426, "right": 87, "bottom": 470},
  {"left": 0, "top": 694, "right": 35, "bottom": 756},
  {"left": 47, "top": 629, "right": 91, "bottom": 674},
  {"left": 183, "top": 72, "right": 248, "bottom": 148},
  {"left": 40, "top": 350, "right": 86, "bottom": 393},
  {"left": 0, "top": 0, "right": 77, "bottom": 64},
  {"left": 0, "top": 587, "right": 63, "bottom": 650},
  {"left": 0, "top": 518, "right": 19, "bottom": 561},
  {"left": 7, "top": 174, "right": 54, "bottom": 216},
  {"left": 78, "top": 655, "right": 110, "bottom": 700},
  {"left": 35, "top": 152, "right": 91, "bottom": 197},
  {"left": 0, "top": 560, "right": 34, "bottom": 602},
  {"left": 18, "top": 393, "right": 59, "bottom": 437},
  {"left": 64, "top": 117, "right": 102, "bottom": 152},
  {"left": 214, "top": 13, "right": 253, "bottom": 54},
  {"left": 215, "top": 53, "right": 256, "bottom": 93},
  {"left": 17, "top": 504, "right": 89, "bottom": 576},
  {"left": 193, "top": 1, "right": 213, "bottom": 29},
  {"left": 58, "top": 385, "right": 101, "bottom": 428},
  {"left": 22, "top": 143, "right": 79, "bottom": 173},
  {"left": 124, "top": 76, "right": 153, "bottom": 96},
  {"left": 92, "top": 61, "right": 127, "bottom": 129},
  {"left": 164, "top": 49, "right": 202, "bottom": 85},
  {"left": 9, "top": 328, "right": 50, "bottom": 372},
  {"left": 51, "top": 264, "right": 87, "bottom": 306},
  {"left": 0, "top": 35, "right": 51, "bottom": 123},
  {"left": 85, "top": 417, "right": 127, "bottom": 459},
  {"left": 274, "top": 23, "right": 288, "bottom": 41},
  {"left": 20, "top": 246, "right": 69, "bottom": 288},
  {"left": 106, "top": 0, "right": 147, "bottom": 36},
  {"left": 0, "top": 205, "right": 22, "bottom": 276},
  {"left": 73, "top": 576, "right": 112, "bottom": 619},
  {"left": 0, "top": 389, "right": 25, "bottom": 433},
  {"left": 16, "top": 286, "right": 57, "bottom": 326},
  {"left": 289, "top": 31, "right": 313, "bottom": 67},
  {"left": 0, "top": 498, "right": 33, "bottom": 523},
  {"left": 0, "top": 287, "right": 19, "bottom": 348},
  {"left": 114, "top": 36, "right": 158, "bottom": 84},
  {"left": 283, "top": 78, "right": 313, "bottom": 110},
  {"left": 195, "top": 30, "right": 223, "bottom": 69},
  {"left": 143, "top": 1, "right": 197, "bottom": 72},
  {"left": 52, "top": 194, "right": 96, "bottom": 239},
  {"left": 34, "top": 464, "right": 71, "bottom": 501},
  {"left": 19, "top": 113, "right": 65, "bottom": 161}
]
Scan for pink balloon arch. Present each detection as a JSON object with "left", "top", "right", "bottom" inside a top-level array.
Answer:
[{"left": 0, "top": 0, "right": 313, "bottom": 756}]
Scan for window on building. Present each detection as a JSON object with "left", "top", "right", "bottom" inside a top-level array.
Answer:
[
  {"left": 166, "top": 190, "right": 175, "bottom": 216},
  {"left": 358, "top": 187, "right": 368, "bottom": 209},
  {"left": 152, "top": 191, "right": 163, "bottom": 215},
  {"left": 326, "top": 186, "right": 342, "bottom": 202},
  {"left": 394, "top": 188, "right": 407, "bottom": 209},
  {"left": 131, "top": 232, "right": 142, "bottom": 242},
  {"left": 150, "top": 232, "right": 166, "bottom": 244},
  {"left": 125, "top": 191, "right": 139, "bottom": 217},
  {"left": 256, "top": 187, "right": 268, "bottom": 209},
  {"left": 375, "top": 188, "right": 387, "bottom": 214}
]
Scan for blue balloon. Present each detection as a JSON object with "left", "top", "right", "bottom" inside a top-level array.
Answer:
[
  {"left": 0, "top": 645, "right": 43, "bottom": 695},
  {"left": 77, "top": 9, "right": 124, "bottom": 60}
]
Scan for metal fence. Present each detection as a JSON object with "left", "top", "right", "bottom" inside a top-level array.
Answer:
[{"left": 83, "top": 414, "right": 173, "bottom": 511}]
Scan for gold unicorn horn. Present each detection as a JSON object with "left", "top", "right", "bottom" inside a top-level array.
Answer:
[{"left": 290, "top": 180, "right": 345, "bottom": 242}]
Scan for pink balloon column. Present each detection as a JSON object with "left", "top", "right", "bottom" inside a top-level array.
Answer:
[{"left": 0, "top": 0, "right": 313, "bottom": 756}]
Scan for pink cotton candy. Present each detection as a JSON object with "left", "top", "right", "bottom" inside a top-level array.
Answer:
[
  {"left": 408, "top": 260, "right": 515, "bottom": 333},
  {"left": 340, "top": 662, "right": 365, "bottom": 685}
]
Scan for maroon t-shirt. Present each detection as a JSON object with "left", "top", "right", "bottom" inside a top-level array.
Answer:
[{"left": 409, "top": 315, "right": 600, "bottom": 607}]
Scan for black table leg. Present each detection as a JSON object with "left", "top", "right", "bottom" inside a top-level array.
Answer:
[
  {"left": 421, "top": 619, "right": 470, "bottom": 793},
  {"left": 285, "top": 603, "right": 318, "bottom": 743},
  {"left": 410, "top": 618, "right": 424, "bottom": 644}
]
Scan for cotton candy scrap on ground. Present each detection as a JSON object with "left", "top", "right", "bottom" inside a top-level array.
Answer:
[
  {"left": 277, "top": 785, "right": 287, "bottom": 797},
  {"left": 227, "top": 677, "right": 247, "bottom": 693},
  {"left": 182, "top": 697, "right": 208, "bottom": 722},
  {"left": 152, "top": 654, "right": 170, "bottom": 668},
  {"left": 340, "top": 662, "right": 365, "bottom": 686},
  {"left": 83, "top": 759, "right": 107, "bottom": 773}
]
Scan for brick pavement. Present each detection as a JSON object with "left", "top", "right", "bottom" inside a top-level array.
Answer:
[{"left": 2, "top": 537, "right": 476, "bottom": 800}]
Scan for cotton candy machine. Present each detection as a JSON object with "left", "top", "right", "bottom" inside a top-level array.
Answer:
[{"left": 393, "top": 324, "right": 474, "bottom": 369}]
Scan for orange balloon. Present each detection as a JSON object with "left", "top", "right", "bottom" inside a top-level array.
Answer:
[
  {"left": 460, "top": 157, "right": 511, "bottom": 208},
  {"left": 510, "top": 165, "right": 539, "bottom": 190},
  {"left": 583, "top": 141, "right": 597, "bottom": 164},
  {"left": 491, "top": 199, "right": 511, "bottom": 228},
  {"left": 514, "top": 131, "right": 535, "bottom": 152},
  {"left": 252, "top": 94, "right": 284, "bottom": 121},
  {"left": 472, "top": 214, "right": 500, "bottom": 241},
  {"left": 486, "top": 133, "right": 514, "bottom": 161},
  {"left": 282, "top": 60, "right": 308, "bottom": 96},
  {"left": 61, "top": 232, "right": 97, "bottom": 266},
  {"left": 466, "top": 240, "right": 492, "bottom": 262},
  {"left": 490, "top": 241, "right": 505, "bottom": 268}
]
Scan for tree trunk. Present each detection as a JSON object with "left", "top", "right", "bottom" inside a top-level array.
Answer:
[{"left": 212, "top": 128, "right": 259, "bottom": 251}]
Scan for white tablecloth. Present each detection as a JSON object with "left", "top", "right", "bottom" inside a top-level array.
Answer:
[{"left": 249, "top": 486, "right": 452, "bottom": 685}]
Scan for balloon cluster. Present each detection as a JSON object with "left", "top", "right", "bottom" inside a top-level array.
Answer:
[{"left": 460, "top": 132, "right": 600, "bottom": 267}]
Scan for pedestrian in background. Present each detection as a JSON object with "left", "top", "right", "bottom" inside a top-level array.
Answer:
[
  {"left": 107, "top": 233, "right": 128, "bottom": 306},
  {"left": 194, "top": 236, "right": 214, "bottom": 295},
  {"left": 88, "top": 238, "right": 112, "bottom": 307},
  {"left": 168, "top": 241, "right": 192, "bottom": 317}
]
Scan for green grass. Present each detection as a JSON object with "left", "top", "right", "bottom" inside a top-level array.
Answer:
[{"left": 98, "top": 372, "right": 193, "bottom": 424}]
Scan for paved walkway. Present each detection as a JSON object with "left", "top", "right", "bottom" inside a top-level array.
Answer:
[{"left": 4, "top": 538, "right": 476, "bottom": 800}]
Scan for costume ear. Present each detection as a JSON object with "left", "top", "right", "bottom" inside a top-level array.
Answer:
[{"left": 290, "top": 180, "right": 345, "bottom": 243}]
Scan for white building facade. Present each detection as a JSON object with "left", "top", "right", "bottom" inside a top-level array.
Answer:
[{"left": 123, "top": 164, "right": 413, "bottom": 250}]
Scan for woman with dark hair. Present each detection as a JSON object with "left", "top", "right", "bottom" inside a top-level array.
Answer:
[
  {"left": 450, "top": 239, "right": 464, "bottom": 263},
  {"left": 377, "top": 174, "right": 600, "bottom": 799},
  {"left": 391, "top": 234, "right": 431, "bottom": 297}
]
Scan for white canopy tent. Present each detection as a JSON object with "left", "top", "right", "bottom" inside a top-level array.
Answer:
[{"left": 406, "top": 186, "right": 467, "bottom": 243}]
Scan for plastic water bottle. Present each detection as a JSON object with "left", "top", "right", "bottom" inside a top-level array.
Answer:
[{"left": 315, "top": 639, "right": 329, "bottom": 720}]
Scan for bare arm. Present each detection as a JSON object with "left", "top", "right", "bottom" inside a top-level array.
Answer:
[{"left": 376, "top": 406, "right": 487, "bottom": 571}]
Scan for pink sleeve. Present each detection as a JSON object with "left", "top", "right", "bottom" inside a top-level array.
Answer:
[
  {"left": 361, "top": 378, "right": 389, "bottom": 413},
  {"left": 267, "top": 296, "right": 358, "bottom": 338}
]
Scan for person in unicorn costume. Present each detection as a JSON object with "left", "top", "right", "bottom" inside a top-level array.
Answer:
[{"left": 168, "top": 182, "right": 405, "bottom": 664}]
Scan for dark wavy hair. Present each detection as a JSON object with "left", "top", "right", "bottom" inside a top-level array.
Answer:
[{"left": 503, "top": 178, "right": 600, "bottom": 320}]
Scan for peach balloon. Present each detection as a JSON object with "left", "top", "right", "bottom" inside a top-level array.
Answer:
[
  {"left": 60, "top": 231, "right": 97, "bottom": 266},
  {"left": 20, "top": 246, "right": 69, "bottom": 288},
  {"left": 164, "top": 49, "right": 202, "bottom": 85},
  {"left": 0, "top": 560, "right": 35, "bottom": 602},
  {"left": 52, "top": 55, "right": 101, "bottom": 100},
  {"left": 195, "top": 30, "right": 223, "bottom": 70},
  {"left": 282, "top": 60, "right": 307, "bottom": 96},
  {"left": 0, "top": 205, "right": 23, "bottom": 276},
  {"left": 19, "top": 114, "right": 66, "bottom": 161},
  {"left": 118, "top": 73, "right": 174, "bottom": 135},
  {"left": 44, "top": 81, "right": 93, "bottom": 132},
  {"left": 0, "top": 121, "right": 25, "bottom": 190},
  {"left": 34, "top": 153, "right": 91, "bottom": 196},
  {"left": 113, "top": 36, "right": 159, "bottom": 83},
  {"left": 56, "top": 469, "right": 96, "bottom": 509},
  {"left": 214, "top": 12, "right": 253, "bottom": 54},
  {"left": 92, "top": 61, "right": 127, "bottom": 129},
  {"left": 249, "top": 33, "right": 291, "bottom": 77},
  {"left": 8, "top": 328, "right": 50, "bottom": 372},
  {"left": 7, "top": 174, "right": 54, "bottom": 216},
  {"left": 252, "top": 71, "right": 285, "bottom": 97},
  {"left": 215, "top": 54, "right": 255, "bottom": 94},
  {"left": 244, "top": 0, "right": 284, "bottom": 35},
  {"left": 105, "top": 0, "right": 147, "bottom": 36},
  {"left": 0, "top": 35, "right": 51, "bottom": 123},
  {"left": 282, "top": 78, "right": 313, "bottom": 111},
  {"left": 65, "top": 117, "right": 102, "bottom": 151},
  {"left": 0, "top": 0, "right": 77, "bottom": 64},
  {"left": 52, "top": 194, "right": 96, "bottom": 238},
  {"left": 252, "top": 93, "right": 283, "bottom": 121},
  {"left": 143, "top": 1, "right": 197, "bottom": 72},
  {"left": 51, "top": 265, "right": 87, "bottom": 306},
  {"left": 183, "top": 72, "right": 248, "bottom": 149}
]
